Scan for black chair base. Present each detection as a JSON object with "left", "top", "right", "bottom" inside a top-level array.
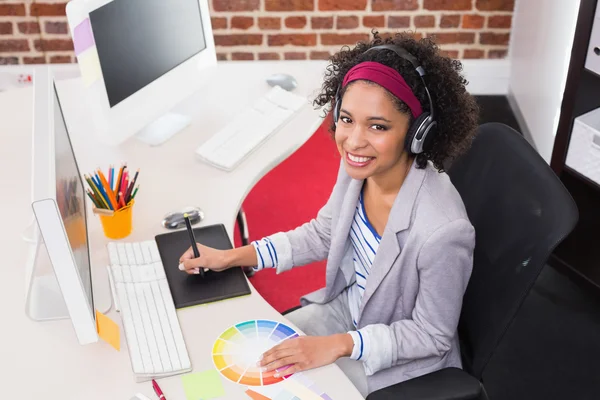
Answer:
[{"left": 366, "top": 367, "right": 487, "bottom": 400}]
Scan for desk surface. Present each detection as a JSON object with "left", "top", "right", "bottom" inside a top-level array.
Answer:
[{"left": 0, "top": 61, "right": 363, "bottom": 399}]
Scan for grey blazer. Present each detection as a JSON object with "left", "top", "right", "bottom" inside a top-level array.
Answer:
[{"left": 268, "top": 160, "right": 475, "bottom": 393}]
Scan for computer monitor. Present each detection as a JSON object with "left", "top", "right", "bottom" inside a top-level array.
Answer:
[
  {"left": 26, "top": 68, "right": 101, "bottom": 344},
  {"left": 65, "top": 0, "right": 217, "bottom": 146}
]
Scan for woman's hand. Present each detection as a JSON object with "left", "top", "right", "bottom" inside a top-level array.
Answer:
[
  {"left": 178, "top": 243, "right": 230, "bottom": 274},
  {"left": 258, "top": 334, "right": 354, "bottom": 376}
]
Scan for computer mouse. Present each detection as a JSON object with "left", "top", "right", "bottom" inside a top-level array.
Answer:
[
  {"left": 162, "top": 206, "right": 204, "bottom": 230},
  {"left": 266, "top": 73, "right": 298, "bottom": 91}
]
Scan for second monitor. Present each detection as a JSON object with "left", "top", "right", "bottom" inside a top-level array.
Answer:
[{"left": 66, "top": 0, "right": 217, "bottom": 146}]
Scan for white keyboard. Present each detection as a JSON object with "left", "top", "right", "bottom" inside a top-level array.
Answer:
[
  {"left": 106, "top": 241, "right": 192, "bottom": 382},
  {"left": 195, "top": 85, "right": 307, "bottom": 171}
]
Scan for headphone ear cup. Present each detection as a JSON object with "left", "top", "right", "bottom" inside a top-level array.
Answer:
[{"left": 405, "top": 113, "right": 430, "bottom": 154}]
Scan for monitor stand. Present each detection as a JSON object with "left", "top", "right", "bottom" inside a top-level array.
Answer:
[
  {"left": 136, "top": 112, "right": 192, "bottom": 146},
  {"left": 24, "top": 226, "right": 111, "bottom": 321}
]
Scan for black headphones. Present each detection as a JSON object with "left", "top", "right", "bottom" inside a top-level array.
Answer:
[{"left": 332, "top": 44, "right": 437, "bottom": 155}]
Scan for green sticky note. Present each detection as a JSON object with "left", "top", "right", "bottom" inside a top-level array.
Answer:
[{"left": 181, "top": 370, "right": 225, "bottom": 400}]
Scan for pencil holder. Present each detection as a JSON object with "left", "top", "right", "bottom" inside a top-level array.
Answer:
[{"left": 97, "top": 201, "right": 134, "bottom": 239}]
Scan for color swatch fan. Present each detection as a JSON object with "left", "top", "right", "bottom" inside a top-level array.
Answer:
[{"left": 212, "top": 319, "right": 299, "bottom": 386}]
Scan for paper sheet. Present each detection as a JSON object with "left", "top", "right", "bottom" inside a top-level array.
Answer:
[
  {"left": 181, "top": 370, "right": 225, "bottom": 400},
  {"left": 95, "top": 309, "right": 120, "bottom": 351}
]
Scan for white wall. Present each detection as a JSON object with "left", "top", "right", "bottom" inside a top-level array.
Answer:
[{"left": 508, "top": 0, "right": 581, "bottom": 163}]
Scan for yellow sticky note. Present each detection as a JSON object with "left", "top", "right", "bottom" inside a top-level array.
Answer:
[
  {"left": 78, "top": 49, "right": 102, "bottom": 88},
  {"left": 181, "top": 370, "right": 225, "bottom": 400},
  {"left": 95, "top": 309, "right": 120, "bottom": 351}
]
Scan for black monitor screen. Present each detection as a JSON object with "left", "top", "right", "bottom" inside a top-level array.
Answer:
[{"left": 89, "top": 0, "right": 206, "bottom": 108}]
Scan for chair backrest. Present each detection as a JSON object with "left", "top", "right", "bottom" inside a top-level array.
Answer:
[{"left": 447, "top": 122, "right": 578, "bottom": 379}]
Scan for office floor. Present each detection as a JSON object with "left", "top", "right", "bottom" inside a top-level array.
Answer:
[{"left": 240, "top": 96, "right": 600, "bottom": 399}]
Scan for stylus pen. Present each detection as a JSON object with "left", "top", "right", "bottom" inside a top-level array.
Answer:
[{"left": 183, "top": 213, "right": 204, "bottom": 277}]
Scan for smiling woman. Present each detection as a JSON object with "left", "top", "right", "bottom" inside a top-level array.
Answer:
[{"left": 179, "top": 30, "right": 479, "bottom": 397}]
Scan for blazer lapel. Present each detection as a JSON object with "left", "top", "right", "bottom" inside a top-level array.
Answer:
[
  {"left": 326, "top": 178, "right": 363, "bottom": 289},
  {"left": 359, "top": 162, "right": 428, "bottom": 317}
]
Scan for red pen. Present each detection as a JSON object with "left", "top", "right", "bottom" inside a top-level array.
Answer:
[{"left": 152, "top": 379, "right": 166, "bottom": 400}]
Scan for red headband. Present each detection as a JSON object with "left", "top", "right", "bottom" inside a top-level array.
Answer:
[{"left": 342, "top": 61, "right": 423, "bottom": 118}]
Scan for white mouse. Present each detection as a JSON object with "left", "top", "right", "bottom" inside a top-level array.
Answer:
[{"left": 266, "top": 73, "right": 298, "bottom": 91}]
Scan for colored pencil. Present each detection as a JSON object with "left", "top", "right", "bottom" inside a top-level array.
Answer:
[
  {"left": 85, "top": 174, "right": 109, "bottom": 209},
  {"left": 108, "top": 165, "right": 113, "bottom": 191},
  {"left": 97, "top": 168, "right": 118, "bottom": 210},
  {"left": 86, "top": 189, "right": 100, "bottom": 208},
  {"left": 94, "top": 173, "right": 113, "bottom": 210},
  {"left": 131, "top": 185, "right": 139, "bottom": 200},
  {"left": 115, "top": 163, "right": 125, "bottom": 194},
  {"left": 125, "top": 168, "right": 139, "bottom": 203}
]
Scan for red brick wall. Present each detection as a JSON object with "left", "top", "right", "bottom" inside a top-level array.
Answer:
[{"left": 0, "top": 0, "right": 514, "bottom": 65}]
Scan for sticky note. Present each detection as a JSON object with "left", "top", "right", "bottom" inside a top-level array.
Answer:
[
  {"left": 244, "top": 389, "right": 271, "bottom": 400},
  {"left": 181, "top": 370, "right": 225, "bottom": 400},
  {"left": 282, "top": 379, "right": 322, "bottom": 400},
  {"left": 95, "top": 309, "right": 120, "bottom": 351},
  {"left": 78, "top": 49, "right": 102, "bottom": 88},
  {"left": 74, "top": 18, "right": 95, "bottom": 56}
]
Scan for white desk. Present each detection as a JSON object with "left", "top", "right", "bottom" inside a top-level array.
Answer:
[{"left": 0, "top": 61, "right": 363, "bottom": 399}]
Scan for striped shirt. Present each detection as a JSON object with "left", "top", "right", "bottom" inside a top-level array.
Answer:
[
  {"left": 347, "top": 190, "right": 381, "bottom": 329},
  {"left": 251, "top": 190, "right": 380, "bottom": 363}
]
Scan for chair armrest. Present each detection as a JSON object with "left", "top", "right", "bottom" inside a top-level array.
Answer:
[{"left": 366, "top": 367, "right": 486, "bottom": 400}]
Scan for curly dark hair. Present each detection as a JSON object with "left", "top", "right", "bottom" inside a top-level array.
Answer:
[{"left": 313, "top": 31, "right": 479, "bottom": 172}]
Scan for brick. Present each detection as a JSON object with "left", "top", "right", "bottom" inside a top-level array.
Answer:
[
  {"left": 214, "top": 34, "right": 263, "bottom": 46},
  {"left": 268, "top": 34, "right": 316, "bottom": 46},
  {"left": 414, "top": 15, "right": 435, "bottom": 28},
  {"left": 476, "top": 0, "right": 514, "bottom": 11},
  {"left": 463, "top": 49, "right": 484, "bottom": 59},
  {"left": 34, "top": 39, "right": 73, "bottom": 52},
  {"left": 488, "top": 49, "right": 508, "bottom": 58},
  {"left": 18, "top": 21, "right": 40, "bottom": 34},
  {"left": 0, "top": 22, "right": 13, "bottom": 35},
  {"left": 258, "top": 52, "right": 280, "bottom": 60},
  {"left": 310, "top": 50, "right": 330, "bottom": 60},
  {"left": 231, "top": 16, "right": 254, "bottom": 30},
  {"left": 363, "top": 15, "right": 385, "bottom": 28},
  {"left": 216, "top": 53, "right": 228, "bottom": 61},
  {"left": 337, "top": 16, "right": 359, "bottom": 29},
  {"left": 266, "top": 0, "right": 313, "bottom": 11},
  {"left": 285, "top": 16, "right": 307, "bottom": 29},
  {"left": 50, "top": 55, "right": 72, "bottom": 63},
  {"left": 23, "top": 56, "right": 47, "bottom": 64},
  {"left": 214, "top": 0, "right": 259, "bottom": 11},
  {"left": 424, "top": 0, "right": 471, "bottom": 10},
  {"left": 0, "top": 4, "right": 26, "bottom": 16},
  {"left": 441, "top": 49, "right": 460, "bottom": 58},
  {"left": 388, "top": 16, "right": 410, "bottom": 28},
  {"left": 284, "top": 52, "right": 307, "bottom": 60},
  {"left": 372, "top": 0, "right": 418, "bottom": 11},
  {"left": 311, "top": 16, "right": 333, "bottom": 29},
  {"left": 258, "top": 17, "right": 281, "bottom": 30},
  {"left": 0, "top": 56, "right": 19, "bottom": 64},
  {"left": 429, "top": 32, "right": 475, "bottom": 44},
  {"left": 231, "top": 52, "right": 254, "bottom": 60},
  {"left": 488, "top": 15, "right": 512, "bottom": 28},
  {"left": 45, "top": 21, "right": 68, "bottom": 34},
  {"left": 319, "top": 0, "right": 366, "bottom": 10},
  {"left": 320, "top": 33, "right": 369, "bottom": 45},
  {"left": 462, "top": 14, "right": 485, "bottom": 29},
  {"left": 30, "top": 3, "right": 66, "bottom": 16},
  {"left": 211, "top": 17, "right": 227, "bottom": 30},
  {"left": 0, "top": 39, "right": 29, "bottom": 52},
  {"left": 440, "top": 15, "right": 460, "bottom": 28},
  {"left": 479, "top": 32, "right": 509, "bottom": 45}
]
